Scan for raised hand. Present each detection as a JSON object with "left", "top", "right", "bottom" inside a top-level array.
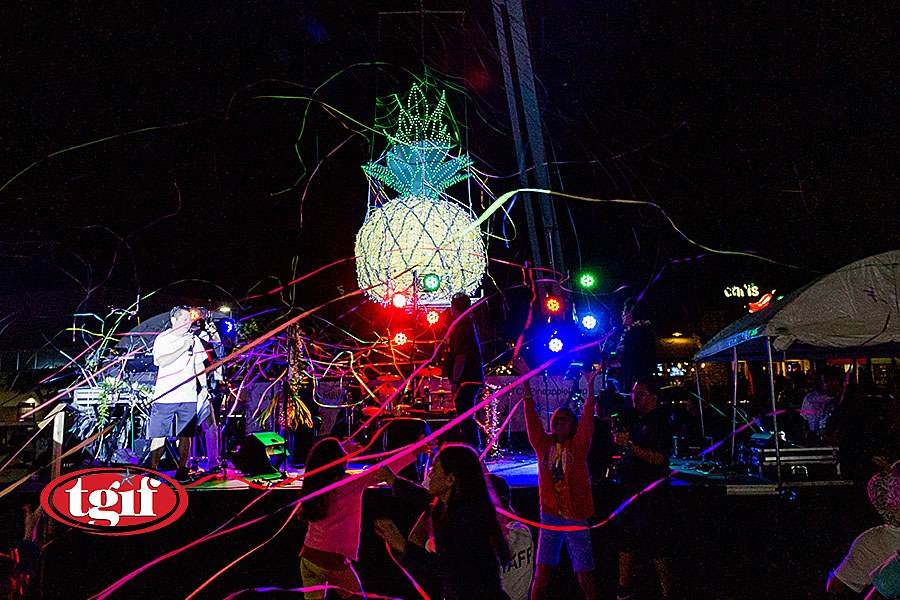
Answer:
[{"left": 511, "top": 356, "right": 531, "bottom": 377}]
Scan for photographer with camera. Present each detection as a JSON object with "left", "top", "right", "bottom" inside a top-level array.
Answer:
[
  {"left": 191, "top": 313, "right": 226, "bottom": 474},
  {"left": 148, "top": 306, "right": 207, "bottom": 483}
]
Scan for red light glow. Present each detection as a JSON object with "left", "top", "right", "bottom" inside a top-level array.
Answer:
[{"left": 748, "top": 292, "right": 774, "bottom": 313}]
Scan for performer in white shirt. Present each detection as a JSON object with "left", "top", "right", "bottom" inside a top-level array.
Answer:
[{"left": 147, "top": 306, "right": 208, "bottom": 483}]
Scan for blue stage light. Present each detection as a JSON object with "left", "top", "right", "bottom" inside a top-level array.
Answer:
[
  {"left": 548, "top": 335, "right": 564, "bottom": 353},
  {"left": 581, "top": 314, "right": 598, "bottom": 330},
  {"left": 217, "top": 317, "right": 237, "bottom": 336}
]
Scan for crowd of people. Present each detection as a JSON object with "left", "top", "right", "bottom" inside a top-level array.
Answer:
[
  {"left": 7, "top": 299, "right": 900, "bottom": 599},
  {"left": 292, "top": 349, "right": 692, "bottom": 600},
  {"left": 284, "top": 292, "right": 900, "bottom": 600}
]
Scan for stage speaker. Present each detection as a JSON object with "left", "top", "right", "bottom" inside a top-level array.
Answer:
[{"left": 231, "top": 432, "right": 289, "bottom": 476}]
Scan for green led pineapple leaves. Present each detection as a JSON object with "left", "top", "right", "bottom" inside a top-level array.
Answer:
[{"left": 363, "top": 83, "right": 472, "bottom": 199}]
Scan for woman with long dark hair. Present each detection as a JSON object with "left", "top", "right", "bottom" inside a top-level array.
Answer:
[
  {"left": 375, "top": 444, "right": 512, "bottom": 600},
  {"left": 299, "top": 437, "right": 413, "bottom": 599}
]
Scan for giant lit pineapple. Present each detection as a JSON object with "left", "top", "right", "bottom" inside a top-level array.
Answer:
[{"left": 355, "top": 83, "right": 486, "bottom": 305}]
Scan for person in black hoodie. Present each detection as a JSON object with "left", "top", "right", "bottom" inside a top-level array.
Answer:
[
  {"left": 375, "top": 444, "right": 512, "bottom": 600},
  {"left": 610, "top": 298, "right": 657, "bottom": 395},
  {"left": 613, "top": 377, "right": 676, "bottom": 600}
]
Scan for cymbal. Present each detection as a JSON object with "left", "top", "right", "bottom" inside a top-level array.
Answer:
[
  {"left": 374, "top": 373, "right": 403, "bottom": 381},
  {"left": 425, "top": 367, "right": 443, "bottom": 376},
  {"left": 430, "top": 389, "right": 452, "bottom": 395}
]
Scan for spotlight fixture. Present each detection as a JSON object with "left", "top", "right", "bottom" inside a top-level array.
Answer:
[
  {"left": 391, "top": 293, "right": 408, "bottom": 309},
  {"left": 578, "top": 273, "right": 597, "bottom": 289},
  {"left": 421, "top": 273, "right": 441, "bottom": 292},
  {"left": 545, "top": 297, "right": 562, "bottom": 313},
  {"left": 548, "top": 334, "right": 564, "bottom": 353}
]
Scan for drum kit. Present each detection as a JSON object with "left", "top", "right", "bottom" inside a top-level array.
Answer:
[{"left": 363, "top": 367, "right": 454, "bottom": 418}]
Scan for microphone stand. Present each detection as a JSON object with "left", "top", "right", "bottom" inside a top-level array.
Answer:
[
  {"left": 280, "top": 371, "right": 289, "bottom": 480},
  {"left": 541, "top": 370, "right": 551, "bottom": 429}
]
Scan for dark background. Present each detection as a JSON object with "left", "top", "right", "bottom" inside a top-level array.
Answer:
[{"left": 1, "top": 1, "right": 897, "bottom": 350}]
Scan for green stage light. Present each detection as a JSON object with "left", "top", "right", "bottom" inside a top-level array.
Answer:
[
  {"left": 421, "top": 273, "right": 441, "bottom": 292},
  {"left": 578, "top": 272, "right": 597, "bottom": 289}
]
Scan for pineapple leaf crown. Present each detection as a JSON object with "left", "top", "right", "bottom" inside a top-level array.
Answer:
[{"left": 363, "top": 83, "right": 472, "bottom": 200}]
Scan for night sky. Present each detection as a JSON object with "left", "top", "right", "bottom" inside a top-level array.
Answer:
[{"left": 1, "top": 1, "right": 897, "bottom": 348}]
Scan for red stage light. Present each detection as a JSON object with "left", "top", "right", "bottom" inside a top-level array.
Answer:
[
  {"left": 393, "top": 332, "right": 408, "bottom": 346},
  {"left": 391, "top": 293, "right": 408, "bottom": 309},
  {"left": 545, "top": 297, "right": 562, "bottom": 313},
  {"left": 426, "top": 310, "right": 440, "bottom": 325}
]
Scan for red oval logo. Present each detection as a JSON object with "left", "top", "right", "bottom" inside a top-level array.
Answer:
[{"left": 40, "top": 467, "right": 188, "bottom": 535}]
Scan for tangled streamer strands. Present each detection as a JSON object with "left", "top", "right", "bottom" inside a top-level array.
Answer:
[{"left": 0, "top": 61, "right": 830, "bottom": 598}]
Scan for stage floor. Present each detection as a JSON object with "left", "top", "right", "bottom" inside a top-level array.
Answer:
[
  {"left": 172, "top": 450, "right": 541, "bottom": 491},
  {"left": 170, "top": 452, "right": 852, "bottom": 495},
  {"left": 1, "top": 450, "right": 878, "bottom": 599}
]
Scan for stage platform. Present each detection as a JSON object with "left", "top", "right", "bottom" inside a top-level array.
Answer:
[
  {"left": 170, "top": 451, "right": 542, "bottom": 492},
  {"left": 167, "top": 453, "right": 852, "bottom": 497},
  {"left": 0, "top": 452, "right": 880, "bottom": 599}
]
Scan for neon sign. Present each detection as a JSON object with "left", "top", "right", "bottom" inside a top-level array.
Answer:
[
  {"left": 748, "top": 292, "right": 775, "bottom": 313},
  {"left": 723, "top": 283, "right": 760, "bottom": 298}
]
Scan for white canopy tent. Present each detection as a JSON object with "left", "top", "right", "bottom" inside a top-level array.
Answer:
[
  {"left": 696, "top": 249, "right": 900, "bottom": 361},
  {"left": 692, "top": 250, "right": 900, "bottom": 480}
]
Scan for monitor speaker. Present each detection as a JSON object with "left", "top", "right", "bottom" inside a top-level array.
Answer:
[{"left": 231, "top": 432, "right": 289, "bottom": 476}]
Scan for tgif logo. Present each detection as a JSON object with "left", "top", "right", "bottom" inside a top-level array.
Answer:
[{"left": 40, "top": 467, "right": 188, "bottom": 535}]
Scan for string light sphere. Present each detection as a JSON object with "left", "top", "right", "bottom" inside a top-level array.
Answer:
[
  {"left": 358, "top": 81, "right": 485, "bottom": 306},
  {"left": 355, "top": 195, "right": 486, "bottom": 304}
]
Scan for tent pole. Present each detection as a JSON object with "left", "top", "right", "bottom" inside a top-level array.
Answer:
[
  {"left": 766, "top": 337, "right": 782, "bottom": 487},
  {"left": 731, "top": 346, "right": 738, "bottom": 465},
  {"left": 693, "top": 363, "right": 706, "bottom": 442}
]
